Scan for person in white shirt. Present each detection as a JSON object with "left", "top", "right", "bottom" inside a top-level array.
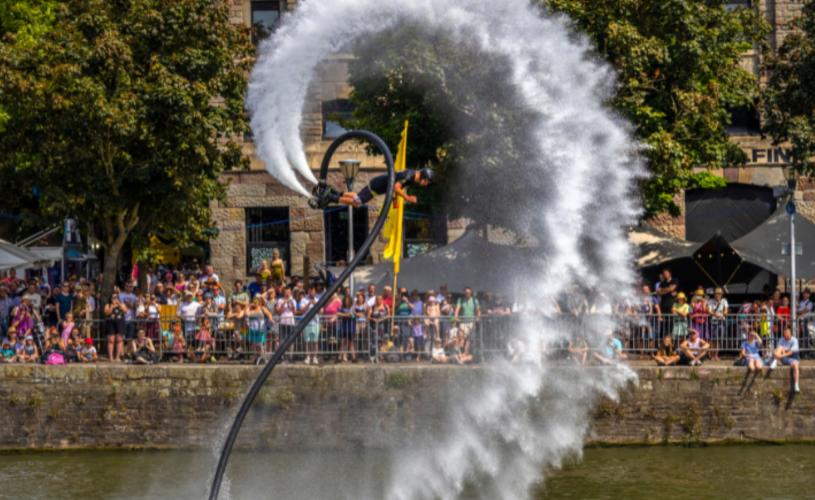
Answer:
[
  {"left": 177, "top": 292, "right": 202, "bottom": 340},
  {"left": 365, "top": 284, "right": 378, "bottom": 309},
  {"left": 770, "top": 327, "right": 800, "bottom": 393}
]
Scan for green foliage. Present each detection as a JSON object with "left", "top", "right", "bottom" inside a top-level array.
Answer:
[
  {"left": 762, "top": 1, "right": 815, "bottom": 175},
  {"left": 346, "top": 1, "right": 768, "bottom": 220},
  {"left": 0, "top": 0, "right": 252, "bottom": 295},
  {"left": 0, "top": 0, "right": 56, "bottom": 131},
  {"left": 548, "top": 0, "right": 767, "bottom": 216}
]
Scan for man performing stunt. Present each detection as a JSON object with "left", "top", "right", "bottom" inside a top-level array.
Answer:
[{"left": 309, "top": 167, "right": 433, "bottom": 209}]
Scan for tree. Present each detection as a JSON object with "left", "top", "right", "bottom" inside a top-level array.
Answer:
[
  {"left": 345, "top": 1, "right": 769, "bottom": 220},
  {"left": 0, "top": 0, "right": 252, "bottom": 299},
  {"left": 0, "top": 0, "right": 56, "bottom": 130},
  {"left": 763, "top": 1, "right": 815, "bottom": 175}
]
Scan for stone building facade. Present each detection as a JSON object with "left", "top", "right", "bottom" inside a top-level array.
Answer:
[
  {"left": 212, "top": 1, "right": 463, "bottom": 285},
  {"left": 211, "top": 1, "right": 811, "bottom": 286},
  {"left": 649, "top": 1, "right": 811, "bottom": 239}
]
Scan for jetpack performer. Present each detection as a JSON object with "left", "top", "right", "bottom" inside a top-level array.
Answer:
[{"left": 309, "top": 167, "right": 433, "bottom": 209}]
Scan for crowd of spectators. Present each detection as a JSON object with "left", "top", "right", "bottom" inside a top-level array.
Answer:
[
  {"left": 0, "top": 260, "right": 515, "bottom": 366},
  {"left": 0, "top": 262, "right": 809, "bottom": 380}
]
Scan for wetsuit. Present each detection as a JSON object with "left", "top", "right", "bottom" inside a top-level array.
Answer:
[{"left": 312, "top": 169, "right": 419, "bottom": 208}]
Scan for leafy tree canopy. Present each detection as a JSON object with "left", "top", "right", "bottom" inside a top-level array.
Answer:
[
  {"left": 0, "top": 0, "right": 252, "bottom": 297},
  {"left": 345, "top": 1, "right": 769, "bottom": 220},
  {"left": 763, "top": 1, "right": 815, "bottom": 175}
]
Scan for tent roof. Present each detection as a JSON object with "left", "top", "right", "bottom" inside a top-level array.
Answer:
[
  {"left": 0, "top": 240, "right": 50, "bottom": 271},
  {"left": 627, "top": 224, "right": 699, "bottom": 268},
  {"left": 731, "top": 204, "right": 815, "bottom": 279},
  {"left": 336, "top": 230, "right": 537, "bottom": 296}
]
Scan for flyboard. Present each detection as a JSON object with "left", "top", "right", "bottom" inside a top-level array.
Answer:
[{"left": 209, "top": 130, "right": 395, "bottom": 500}]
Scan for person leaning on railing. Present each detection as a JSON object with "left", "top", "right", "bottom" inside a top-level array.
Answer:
[
  {"left": 454, "top": 287, "right": 481, "bottom": 356},
  {"left": 671, "top": 292, "right": 689, "bottom": 340}
]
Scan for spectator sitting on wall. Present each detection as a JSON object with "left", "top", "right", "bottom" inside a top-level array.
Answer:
[
  {"left": 41, "top": 327, "right": 66, "bottom": 365},
  {"left": 679, "top": 328, "right": 709, "bottom": 366},
  {"left": 445, "top": 329, "right": 473, "bottom": 365},
  {"left": 379, "top": 328, "right": 401, "bottom": 363},
  {"left": 64, "top": 335, "right": 82, "bottom": 363},
  {"left": 20, "top": 335, "right": 38, "bottom": 363},
  {"left": 770, "top": 327, "right": 800, "bottom": 393},
  {"left": 653, "top": 335, "right": 679, "bottom": 366},
  {"left": 79, "top": 337, "right": 97, "bottom": 363},
  {"left": 738, "top": 330, "right": 764, "bottom": 374},
  {"left": 431, "top": 338, "right": 448, "bottom": 363},
  {"left": 592, "top": 333, "right": 626, "bottom": 365},
  {"left": 1, "top": 339, "right": 16, "bottom": 363}
]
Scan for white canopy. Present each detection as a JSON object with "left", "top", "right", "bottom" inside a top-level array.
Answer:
[{"left": 0, "top": 240, "right": 52, "bottom": 272}]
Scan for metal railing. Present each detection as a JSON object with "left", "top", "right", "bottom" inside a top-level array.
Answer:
[{"left": 10, "top": 312, "right": 814, "bottom": 364}]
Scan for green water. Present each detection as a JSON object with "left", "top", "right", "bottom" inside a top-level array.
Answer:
[{"left": 0, "top": 445, "right": 810, "bottom": 499}]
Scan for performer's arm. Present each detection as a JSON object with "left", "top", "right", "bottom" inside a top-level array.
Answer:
[{"left": 394, "top": 183, "right": 417, "bottom": 204}]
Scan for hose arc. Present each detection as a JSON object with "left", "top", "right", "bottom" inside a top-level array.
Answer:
[{"left": 209, "top": 130, "right": 395, "bottom": 500}]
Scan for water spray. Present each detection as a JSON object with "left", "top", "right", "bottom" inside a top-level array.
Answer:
[{"left": 208, "top": 130, "right": 395, "bottom": 500}]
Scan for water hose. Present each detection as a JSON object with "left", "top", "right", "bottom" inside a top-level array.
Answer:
[{"left": 209, "top": 130, "right": 395, "bottom": 500}]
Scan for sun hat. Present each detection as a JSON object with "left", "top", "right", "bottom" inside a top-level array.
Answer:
[
  {"left": 24, "top": 335, "right": 33, "bottom": 340},
  {"left": 714, "top": 287, "right": 723, "bottom": 295},
  {"left": 676, "top": 292, "right": 686, "bottom": 300}
]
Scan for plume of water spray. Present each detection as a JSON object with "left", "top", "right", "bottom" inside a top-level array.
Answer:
[{"left": 248, "top": 0, "right": 643, "bottom": 498}]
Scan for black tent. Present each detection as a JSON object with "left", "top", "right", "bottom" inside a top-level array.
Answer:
[
  {"left": 731, "top": 204, "right": 815, "bottom": 279},
  {"left": 629, "top": 226, "right": 771, "bottom": 293}
]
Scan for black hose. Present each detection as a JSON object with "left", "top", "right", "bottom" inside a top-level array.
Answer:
[{"left": 208, "top": 130, "right": 395, "bottom": 500}]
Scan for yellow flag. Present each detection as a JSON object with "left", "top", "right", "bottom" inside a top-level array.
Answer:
[{"left": 382, "top": 120, "right": 408, "bottom": 274}]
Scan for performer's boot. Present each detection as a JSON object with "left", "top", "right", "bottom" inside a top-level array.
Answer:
[{"left": 308, "top": 181, "right": 339, "bottom": 209}]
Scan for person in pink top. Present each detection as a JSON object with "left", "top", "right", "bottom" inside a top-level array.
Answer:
[
  {"left": 322, "top": 292, "right": 342, "bottom": 359},
  {"left": 60, "top": 312, "right": 76, "bottom": 344}
]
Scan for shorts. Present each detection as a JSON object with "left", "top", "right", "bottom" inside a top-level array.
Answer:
[
  {"left": 357, "top": 186, "right": 374, "bottom": 205},
  {"left": 781, "top": 356, "right": 799, "bottom": 366},
  {"left": 247, "top": 329, "right": 266, "bottom": 345},
  {"left": 105, "top": 319, "right": 124, "bottom": 336},
  {"left": 678, "top": 352, "right": 697, "bottom": 365},
  {"left": 304, "top": 321, "right": 320, "bottom": 343},
  {"left": 124, "top": 321, "right": 137, "bottom": 341},
  {"left": 459, "top": 322, "right": 474, "bottom": 338}
]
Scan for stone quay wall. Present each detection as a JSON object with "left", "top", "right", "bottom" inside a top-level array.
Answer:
[{"left": 0, "top": 364, "right": 812, "bottom": 451}]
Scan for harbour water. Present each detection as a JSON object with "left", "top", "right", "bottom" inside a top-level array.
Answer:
[{"left": 0, "top": 445, "right": 810, "bottom": 499}]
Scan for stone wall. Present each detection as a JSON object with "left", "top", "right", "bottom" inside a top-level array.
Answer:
[{"left": 0, "top": 364, "right": 812, "bottom": 451}]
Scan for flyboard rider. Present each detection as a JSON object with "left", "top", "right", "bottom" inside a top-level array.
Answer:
[{"left": 309, "top": 167, "right": 434, "bottom": 209}]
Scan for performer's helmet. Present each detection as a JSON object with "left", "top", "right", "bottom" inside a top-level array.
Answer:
[{"left": 419, "top": 168, "right": 434, "bottom": 181}]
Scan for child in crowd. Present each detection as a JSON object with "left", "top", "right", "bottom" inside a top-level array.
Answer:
[
  {"left": 20, "top": 335, "right": 38, "bottom": 363},
  {"left": 1, "top": 339, "right": 17, "bottom": 362},
  {"left": 169, "top": 323, "right": 187, "bottom": 362},
  {"left": 430, "top": 338, "right": 448, "bottom": 364},
  {"left": 653, "top": 335, "right": 679, "bottom": 366},
  {"left": 79, "top": 338, "right": 97, "bottom": 363}
]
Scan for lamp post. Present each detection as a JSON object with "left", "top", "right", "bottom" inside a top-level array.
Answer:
[
  {"left": 785, "top": 167, "right": 798, "bottom": 333},
  {"left": 339, "top": 159, "right": 361, "bottom": 294}
]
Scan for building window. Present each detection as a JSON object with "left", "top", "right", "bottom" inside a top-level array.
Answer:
[
  {"left": 251, "top": 1, "right": 281, "bottom": 43},
  {"left": 245, "top": 207, "right": 290, "bottom": 275},
  {"left": 404, "top": 212, "right": 448, "bottom": 258},
  {"left": 726, "top": 105, "right": 761, "bottom": 135},
  {"left": 725, "top": 1, "right": 751, "bottom": 11},
  {"left": 322, "top": 99, "right": 355, "bottom": 139}
]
